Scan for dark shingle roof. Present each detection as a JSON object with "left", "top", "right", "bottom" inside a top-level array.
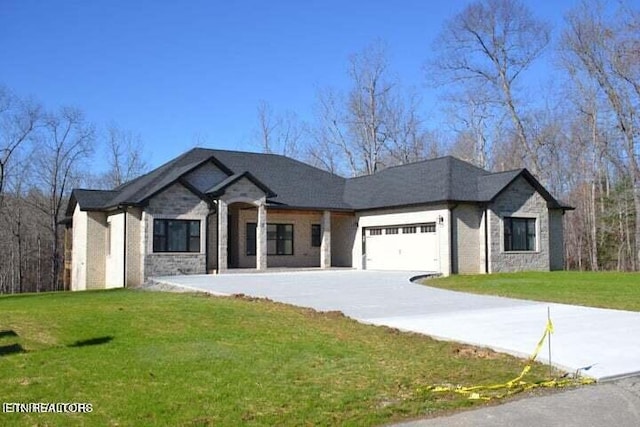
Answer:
[
  {"left": 68, "top": 148, "right": 568, "bottom": 213},
  {"left": 477, "top": 170, "right": 523, "bottom": 201},
  {"left": 344, "top": 156, "right": 493, "bottom": 209},
  {"left": 204, "top": 150, "right": 349, "bottom": 209},
  {"left": 67, "top": 189, "right": 120, "bottom": 216}
]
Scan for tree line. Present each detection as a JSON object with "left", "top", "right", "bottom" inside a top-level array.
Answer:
[
  {"left": 0, "top": 87, "right": 147, "bottom": 293},
  {"left": 255, "top": 0, "right": 640, "bottom": 273},
  {"left": 1, "top": 0, "right": 637, "bottom": 294}
]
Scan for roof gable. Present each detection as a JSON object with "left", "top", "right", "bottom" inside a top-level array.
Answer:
[
  {"left": 207, "top": 171, "right": 276, "bottom": 198},
  {"left": 481, "top": 169, "right": 568, "bottom": 209}
]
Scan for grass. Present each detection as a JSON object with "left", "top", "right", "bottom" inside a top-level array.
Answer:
[
  {"left": 423, "top": 271, "right": 640, "bottom": 311},
  {"left": 0, "top": 289, "right": 551, "bottom": 426}
]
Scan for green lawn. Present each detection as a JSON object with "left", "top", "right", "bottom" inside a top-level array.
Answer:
[
  {"left": 0, "top": 289, "right": 551, "bottom": 426},
  {"left": 423, "top": 271, "right": 640, "bottom": 311}
]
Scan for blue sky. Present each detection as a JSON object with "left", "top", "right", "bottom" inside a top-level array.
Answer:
[{"left": 1, "top": 0, "right": 581, "bottom": 171}]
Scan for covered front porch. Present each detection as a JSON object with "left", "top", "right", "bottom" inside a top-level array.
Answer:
[
  {"left": 217, "top": 201, "right": 333, "bottom": 272},
  {"left": 206, "top": 172, "right": 354, "bottom": 273}
]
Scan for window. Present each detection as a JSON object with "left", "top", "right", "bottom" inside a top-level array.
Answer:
[
  {"left": 402, "top": 226, "right": 416, "bottom": 234},
  {"left": 369, "top": 228, "right": 382, "bottom": 236},
  {"left": 311, "top": 224, "right": 321, "bottom": 247},
  {"left": 421, "top": 223, "right": 436, "bottom": 233},
  {"left": 153, "top": 219, "right": 200, "bottom": 253},
  {"left": 504, "top": 217, "right": 536, "bottom": 251},
  {"left": 385, "top": 227, "right": 399, "bottom": 235},
  {"left": 246, "top": 223, "right": 294, "bottom": 255},
  {"left": 246, "top": 223, "right": 257, "bottom": 255}
]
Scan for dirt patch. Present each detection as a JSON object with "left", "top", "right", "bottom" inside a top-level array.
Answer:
[{"left": 453, "top": 344, "right": 503, "bottom": 360}]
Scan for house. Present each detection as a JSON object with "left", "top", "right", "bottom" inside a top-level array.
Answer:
[{"left": 63, "top": 148, "right": 571, "bottom": 290}]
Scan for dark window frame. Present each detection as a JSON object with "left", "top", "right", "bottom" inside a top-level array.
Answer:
[
  {"left": 153, "top": 219, "right": 201, "bottom": 253},
  {"left": 504, "top": 217, "right": 536, "bottom": 252},
  {"left": 246, "top": 223, "right": 294, "bottom": 256},
  {"left": 311, "top": 224, "right": 321, "bottom": 247}
]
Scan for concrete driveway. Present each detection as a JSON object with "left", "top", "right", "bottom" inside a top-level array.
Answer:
[{"left": 154, "top": 270, "right": 640, "bottom": 381}]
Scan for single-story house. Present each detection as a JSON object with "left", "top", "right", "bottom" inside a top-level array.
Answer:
[{"left": 64, "top": 147, "right": 571, "bottom": 290}]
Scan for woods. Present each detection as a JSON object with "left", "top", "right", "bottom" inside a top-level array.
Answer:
[
  {"left": 0, "top": 88, "right": 147, "bottom": 293},
  {"left": 1, "top": 0, "right": 638, "bottom": 294}
]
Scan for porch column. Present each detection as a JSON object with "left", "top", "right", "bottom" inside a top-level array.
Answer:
[
  {"left": 217, "top": 200, "right": 228, "bottom": 273},
  {"left": 256, "top": 202, "right": 267, "bottom": 270},
  {"left": 320, "top": 210, "right": 331, "bottom": 269}
]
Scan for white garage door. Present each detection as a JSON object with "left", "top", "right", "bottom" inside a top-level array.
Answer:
[{"left": 364, "top": 223, "right": 439, "bottom": 272}]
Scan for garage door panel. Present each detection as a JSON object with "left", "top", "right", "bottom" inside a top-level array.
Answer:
[{"left": 364, "top": 224, "right": 439, "bottom": 272}]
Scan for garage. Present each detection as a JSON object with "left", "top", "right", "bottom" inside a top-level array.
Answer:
[{"left": 363, "top": 223, "right": 440, "bottom": 272}]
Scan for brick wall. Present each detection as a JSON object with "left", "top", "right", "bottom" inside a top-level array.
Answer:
[
  {"left": 331, "top": 213, "right": 356, "bottom": 267},
  {"left": 452, "top": 204, "right": 483, "bottom": 274},
  {"left": 85, "top": 211, "right": 107, "bottom": 289}
]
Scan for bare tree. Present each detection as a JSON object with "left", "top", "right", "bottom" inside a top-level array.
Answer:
[
  {"left": 384, "top": 89, "right": 429, "bottom": 165},
  {"left": 561, "top": 0, "right": 640, "bottom": 269},
  {"left": 311, "top": 42, "right": 429, "bottom": 176},
  {"left": 255, "top": 101, "right": 305, "bottom": 158},
  {"left": 430, "top": 0, "right": 551, "bottom": 176},
  {"left": 0, "top": 86, "right": 40, "bottom": 210},
  {"left": 32, "top": 107, "right": 94, "bottom": 290},
  {"left": 104, "top": 123, "right": 148, "bottom": 188},
  {"left": 309, "top": 88, "right": 359, "bottom": 176},
  {"left": 346, "top": 42, "right": 394, "bottom": 175},
  {"left": 446, "top": 86, "right": 505, "bottom": 168}
]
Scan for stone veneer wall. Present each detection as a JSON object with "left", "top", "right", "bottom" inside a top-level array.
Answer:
[
  {"left": 488, "top": 176, "right": 550, "bottom": 272},
  {"left": 219, "top": 177, "right": 267, "bottom": 203},
  {"left": 143, "top": 183, "right": 209, "bottom": 278}
]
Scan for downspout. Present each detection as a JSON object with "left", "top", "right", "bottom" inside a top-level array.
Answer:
[
  {"left": 214, "top": 199, "right": 219, "bottom": 274},
  {"left": 122, "top": 206, "right": 128, "bottom": 287},
  {"left": 484, "top": 206, "right": 489, "bottom": 274}
]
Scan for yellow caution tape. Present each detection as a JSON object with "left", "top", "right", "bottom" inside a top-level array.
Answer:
[{"left": 421, "top": 317, "right": 595, "bottom": 401}]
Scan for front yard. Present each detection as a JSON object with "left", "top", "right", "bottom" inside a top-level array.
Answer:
[
  {"left": 0, "top": 289, "right": 551, "bottom": 426},
  {"left": 423, "top": 271, "right": 640, "bottom": 311}
]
